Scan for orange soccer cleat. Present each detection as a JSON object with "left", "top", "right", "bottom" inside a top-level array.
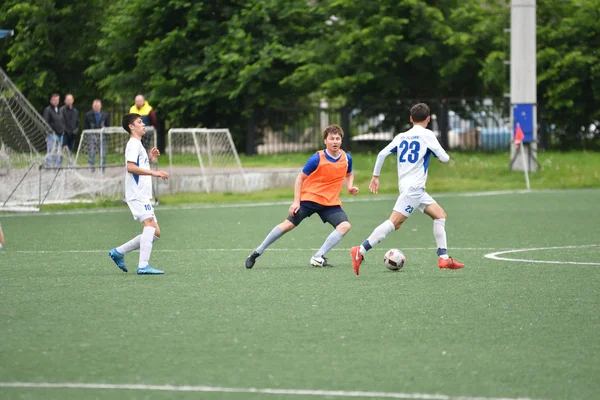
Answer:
[
  {"left": 350, "top": 246, "right": 364, "bottom": 275},
  {"left": 438, "top": 257, "right": 465, "bottom": 270}
]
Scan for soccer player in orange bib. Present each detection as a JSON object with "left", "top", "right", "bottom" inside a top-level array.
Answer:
[{"left": 245, "top": 124, "right": 359, "bottom": 268}]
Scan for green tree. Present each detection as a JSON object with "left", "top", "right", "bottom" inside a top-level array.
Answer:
[
  {"left": 0, "top": 0, "right": 108, "bottom": 113},
  {"left": 88, "top": 0, "right": 328, "bottom": 149},
  {"left": 283, "top": 0, "right": 508, "bottom": 132},
  {"left": 536, "top": 0, "right": 600, "bottom": 148}
]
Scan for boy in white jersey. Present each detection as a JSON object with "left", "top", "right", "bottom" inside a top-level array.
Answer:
[
  {"left": 108, "top": 113, "right": 169, "bottom": 275},
  {"left": 350, "top": 103, "right": 464, "bottom": 275}
]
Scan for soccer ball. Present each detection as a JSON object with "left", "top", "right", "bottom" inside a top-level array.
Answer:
[{"left": 383, "top": 249, "right": 406, "bottom": 271}]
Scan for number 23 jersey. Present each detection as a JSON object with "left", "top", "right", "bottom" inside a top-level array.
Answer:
[{"left": 377, "top": 125, "right": 449, "bottom": 192}]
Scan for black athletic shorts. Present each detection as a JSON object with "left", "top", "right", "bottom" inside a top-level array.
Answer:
[{"left": 287, "top": 201, "right": 348, "bottom": 228}]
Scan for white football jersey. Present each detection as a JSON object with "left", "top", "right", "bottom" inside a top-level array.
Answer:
[
  {"left": 124, "top": 138, "right": 152, "bottom": 201},
  {"left": 373, "top": 125, "right": 449, "bottom": 192}
]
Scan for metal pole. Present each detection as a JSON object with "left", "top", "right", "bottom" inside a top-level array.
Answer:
[{"left": 510, "top": 0, "right": 537, "bottom": 173}]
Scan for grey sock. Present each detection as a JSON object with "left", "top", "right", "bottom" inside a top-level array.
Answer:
[
  {"left": 314, "top": 230, "right": 344, "bottom": 258},
  {"left": 256, "top": 226, "right": 284, "bottom": 254}
]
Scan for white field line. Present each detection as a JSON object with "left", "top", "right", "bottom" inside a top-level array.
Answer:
[
  {"left": 2, "top": 188, "right": 598, "bottom": 218},
  {"left": 0, "top": 382, "right": 544, "bottom": 400},
  {"left": 484, "top": 245, "right": 600, "bottom": 265},
  {"left": 7, "top": 247, "right": 497, "bottom": 254}
]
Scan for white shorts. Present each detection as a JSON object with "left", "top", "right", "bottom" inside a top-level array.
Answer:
[
  {"left": 393, "top": 187, "right": 436, "bottom": 217},
  {"left": 127, "top": 199, "right": 157, "bottom": 223}
]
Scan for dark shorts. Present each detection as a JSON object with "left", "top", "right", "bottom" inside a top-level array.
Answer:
[{"left": 287, "top": 201, "right": 349, "bottom": 228}]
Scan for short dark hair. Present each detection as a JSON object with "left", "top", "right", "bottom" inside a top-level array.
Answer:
[
  {"left": 50, "top": 92, "right": 59, "bottom": 100},
  {"left": 410, "top": 103, "right": 430, "bottom": 123},
  {"left": 322, "top": 124, "right": 344, "bottom": 140},
  {"left": 122, "top": 113, "right": 141, "bottom": 134}
]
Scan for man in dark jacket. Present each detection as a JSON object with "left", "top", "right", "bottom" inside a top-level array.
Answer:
[
  {"left": 84, "top": 99, "right": 110, "bottom": 171},
  {"left": 60, "top": 93, "right": 79, "bottom": 153},
  {"left": 42, "top": 93, "right": 65, "bottom": 167}
]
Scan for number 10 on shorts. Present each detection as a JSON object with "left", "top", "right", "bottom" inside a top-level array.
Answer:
[{"left": 144, "top": 204, "right": 152, "bottom": 211}]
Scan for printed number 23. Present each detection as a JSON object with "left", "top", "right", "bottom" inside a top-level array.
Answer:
[
  {"left": 404, "top": 205, "right": 415, "bottom": 214},
  {"left": 144, "top": 204, "right": 152, "bottom": 211},
  {"left": 398, "top": 140, "right": 420, "bottom": 163}
]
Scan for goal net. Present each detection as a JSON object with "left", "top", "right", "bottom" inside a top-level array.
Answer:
[
  {"left": 75, "top": 126, "right": 156, "bottom": 169},
  {"left": 167, "top": 128, "right": 247, "bottom": 193},
  {"left": 1, "top": 67, "right": 53, "bottom": 211}
]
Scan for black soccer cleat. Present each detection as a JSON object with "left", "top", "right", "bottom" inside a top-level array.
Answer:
[{"left": 245, "top": 251, "right": 260, "bottom": 269}]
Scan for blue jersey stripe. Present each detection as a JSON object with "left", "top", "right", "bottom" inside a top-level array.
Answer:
[
  {"left": 423, "top": 149, "right": 432, "bottom": 174},
  {"left": 133, "top": 155, "right": 140, "bottom": 185}
]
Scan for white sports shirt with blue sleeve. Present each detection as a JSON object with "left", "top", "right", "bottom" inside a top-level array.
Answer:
[
  {"left": 373, "top": 125, "right": 450, "bottom": 192},
  {"left": 124, "top": 138, "right": 152, "bottom": 201}
]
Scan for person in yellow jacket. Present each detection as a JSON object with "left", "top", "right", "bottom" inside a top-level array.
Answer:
[
  {"left": 245, "top": 124, "right": 359, "bottom": 269},
  {"left": 130, "top": 94, "right": 157, "bottom": 148}
]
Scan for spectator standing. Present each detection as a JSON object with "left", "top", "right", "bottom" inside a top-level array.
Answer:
[
  {"left": 84, "top": 99, "right": 110, "bottom": 171},
  {"left": 42, "top": 93, "right": 65, "bottom": 167},
  {"left": 60, "top": 93, "right": 79, "bottom": 153},
  {"left": 129, "top": 94, "right": 157, "bottom": 150}
]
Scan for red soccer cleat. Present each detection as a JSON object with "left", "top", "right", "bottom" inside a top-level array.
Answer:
[
  {"left": 350, "top": 246, "right": 364, "bottom": 275},
  {"left": 438, "top": 257, "right": 465, "bottom": 270}
]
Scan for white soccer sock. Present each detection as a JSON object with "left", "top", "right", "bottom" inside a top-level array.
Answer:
[
  {"left": 116, "top": 235, "right": 141, "bottom": 254},
  {"left": 433, "top": 218, "right": 448, "bottom": 257},
  {"left": 315, "top": 229, "right": 344, "bottom": 258},
  {"left": 138, "top": 227, "right": 156, "bottom": 268},
  {"left": 362, "top": 220, "right": 395, "bottom": 254}
]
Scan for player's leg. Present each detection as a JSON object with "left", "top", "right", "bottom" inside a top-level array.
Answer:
[
  {"left": 245, "top": 220, "right": 296, "bottom": 269},
  {"left": 351, "top": 191, "right": 419, "bottom": 275},
  {"left": 0, "top": 224, "right": 4, "bottom": 251},
  {"left": 110, "top": 233, "right": 141, "bottom": 272},
  {"left": 137, "top": 216, "right": 163, "bottom": 275},
  {"left": 245, "top": 210, "right": 305, "bottom": 269},
  {"left": 423, "top": 200, "right": 464, "bottom": 269},
  {"left": 110, "top": 200, "right": 145, "bottom": 272},
  {"left": 110, "top": 200, "right": 163, "bottom": 274},
  {"left": 311, "top": 207, "right": 350, "bottom": 267}
]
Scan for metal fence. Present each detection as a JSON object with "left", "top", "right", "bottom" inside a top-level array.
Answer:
[{"left": 246, "top": 98, "right": 514, "bottom": 154}]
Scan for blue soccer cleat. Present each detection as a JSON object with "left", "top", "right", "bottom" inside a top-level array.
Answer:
[
  {"left": 137, "top": 265, "right": 164, "bottom": 275},
  {"left": 109, "top": 248, "right": 128, "bottom": 272}
]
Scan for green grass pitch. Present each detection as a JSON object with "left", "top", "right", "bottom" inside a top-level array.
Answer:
[{"left": 1, "top": 189, "right": 599, "bottom": 400}]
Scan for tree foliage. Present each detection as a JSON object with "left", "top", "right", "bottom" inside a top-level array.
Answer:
[
  {"left": 87, "top": 0, "right": 327, "bottom": 143},
  {"left": 0, "top": 0, "right": 108, "bottom": 112},
  {"left": 536, "top": 0, "right": 600, "bottom": 146},
  {"left": 1, "top": 0, "right": 598, "bottom": 149}
]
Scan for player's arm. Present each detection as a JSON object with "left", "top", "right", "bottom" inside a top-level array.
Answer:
[
  {"left": 423, "top": 131, "right": 450, "bottom": 163},
  {"left": 345, "top": 154, "right": 358, "bottom": 196},
  {"left": 370, "top": 139, "right": 397, "bottom": 194},
  {"left": 289, "top": 172, "right": 308, "bottom": 216},
  {"left": 289, "top": 152, "right": 319, "bottom": 216},
  {"left": 126, "top": 162, "right": 169, "bottom": 180}
]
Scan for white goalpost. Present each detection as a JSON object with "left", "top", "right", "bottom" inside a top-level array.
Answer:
[
  {"left": 2, "top": 66, "right": 250, "bottom": 209},
  {"left": 167, "top": 128, "right": 247, "bottom": 193}
]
